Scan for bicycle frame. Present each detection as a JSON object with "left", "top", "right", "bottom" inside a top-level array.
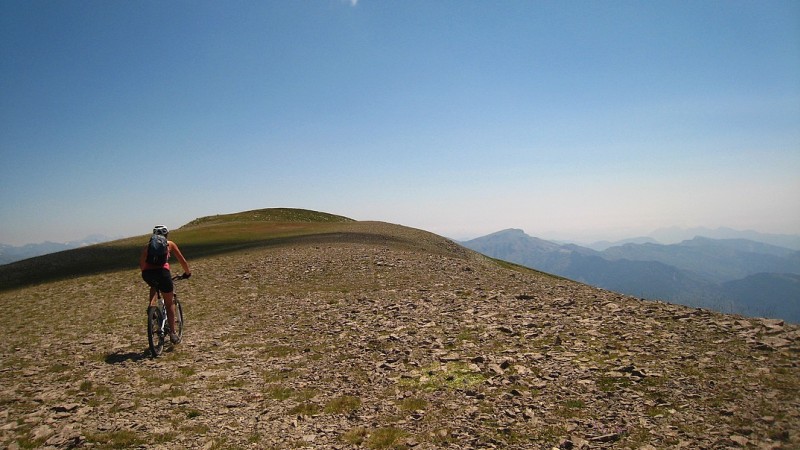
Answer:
[
  {"left": 155, "top": 290, "right": 179, "bottom": 334},
  {"left": 155, "top": 297, "right": 169, "bottom": 335}
]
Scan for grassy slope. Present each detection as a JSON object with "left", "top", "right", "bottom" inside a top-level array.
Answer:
[{"left": 0, "top": 208, "right": 470, "bottom": 292}]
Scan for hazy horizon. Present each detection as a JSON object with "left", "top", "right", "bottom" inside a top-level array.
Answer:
[
  {"left": 2, "top": 1, "right": 798, "bottom": 246},
  {"left": 2, "top": 216, "right": 797, "bottom": 249}
]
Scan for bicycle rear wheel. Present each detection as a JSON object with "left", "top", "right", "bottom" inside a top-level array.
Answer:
[
  {"left": 174, "top": 298, "right": 183, "bottom": 339},
  {"left": 147, "top": 306, "right": 164, "bottom": 357}
]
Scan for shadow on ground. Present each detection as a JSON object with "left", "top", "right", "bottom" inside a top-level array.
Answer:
[
  {"left": 104, "top": 350, "right": 150, "bottom": 364},
  {"left": 0, "top": 231, "right": 415, "bottom": 292}
]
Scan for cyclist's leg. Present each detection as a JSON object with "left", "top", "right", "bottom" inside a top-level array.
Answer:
[
  {"left": 144, "top": 268, "right": 178, "bottom": 342},
  {"left": 142, "top": 270, "right": 162, "bottom": 307},
  {"left": 163, "top": 291, "right": 177, "bottom": 334},
  {"left": 148, "top": 286, "right": 158, "bottom": 307}
]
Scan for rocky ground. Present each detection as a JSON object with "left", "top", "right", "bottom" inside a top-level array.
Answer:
[{"left": 1, "top": 227, "right": 798, "bottom": 449}]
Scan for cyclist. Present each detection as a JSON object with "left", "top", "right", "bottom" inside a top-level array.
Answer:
[{"left": 140, "top": 225, "right": 191, "bottom": 344}]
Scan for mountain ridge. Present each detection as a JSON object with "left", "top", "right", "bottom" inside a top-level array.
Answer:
[
  {"left": 602, "top": 236, "right": 800, "bottom": 284},
  {"left": 649, "top": 226, "right": 800, "bottom": 250},
  {"left": 462, "top": 229, "right": 800, "bottom": 323}
]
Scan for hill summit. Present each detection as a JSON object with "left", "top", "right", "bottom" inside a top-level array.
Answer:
[
  {"left": 0, "top": 209, "right": 798, "bottom": 449},
  {"left": 184, "top": 208, "right": 355, "bottom": 227}
]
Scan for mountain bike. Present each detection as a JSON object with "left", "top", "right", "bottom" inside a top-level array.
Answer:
[{"left": 147, "top": 274, "right": 189, "bottom": 357}]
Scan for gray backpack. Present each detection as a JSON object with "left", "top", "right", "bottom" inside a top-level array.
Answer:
[{"left": 146, "top": 234, "right": 168, "bottom": 266}]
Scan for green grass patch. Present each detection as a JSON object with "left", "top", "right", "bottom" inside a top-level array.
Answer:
[
  {"left": 262, "top": 344, "right": 296, "bottom": 358},
  {"left": 556, "top": 399, "right": 586, "bottom": 418},
  {"left": 401, "top": 362, "right": 486, "bottom": 392},
  {"left": 45, "top": 363, "right": 70, "bottom": 374},
  {"left": 180, "top": 422, "right": 210, "bottom": 434},
  {"left": 646, "top": 406, "right": 671, "bottom": 417},
  {"left": 247, "top": 432, "right": 261, "bottom": 443},
  {"left": 324, "top": 395, "right": 361, "bottom": 414},
  {"left": 295, "top": 388, "right": 318, "bottom": 401},
  {"left": 366, "top": 427, "right": 408, "bottom": 450},
  {"left": 621, "top": 426, "right": 653, "bottom": 446},
  {"left": 165, "top": 386, "right": 187, "bottom": 397},
  {"left": 483, "top": 428, "right": 535, "bottom": 446},
  {"left": 16, "top": 435, "right": 47, "bottom": 449},
  {"left": 85, "top": 429, "right": 146, "bottom": 448},
  {"left": 263, "top": 368, "right": 296, "bottom": 383},
  {"left": 597, "top": 376, "right": 632, "bottom": 392},
  {"left": 530, "top": 424, "right": 567, "bottom": 443},
  {"left": 288, "top": 402, "right": 321, "bottom": 416},
  {"left": 564, "top": 399, "right": 585, "bottom": 409},
  {"left": 178, "top": 366, "right": 197, "bottom": 377},
  {"left": 266, "top": 385, "right": 294, "bottom": 401},
  {"left": 342, "top": 427, "right": 369, "bottom": 445},
  {"left": 399, "top": 397, "right": 427, "bottom": 411}
]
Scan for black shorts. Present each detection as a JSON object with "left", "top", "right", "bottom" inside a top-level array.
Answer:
[{"left": 142, "top": 268, "right": 174, "bottom": 293}]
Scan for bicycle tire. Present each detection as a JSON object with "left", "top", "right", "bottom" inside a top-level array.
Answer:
[
  {"left": 174, "top": 297, "right": 184, "bottom": 339},
  {"left": 147, "top": 306, "right": 164, "bottom": 357}
]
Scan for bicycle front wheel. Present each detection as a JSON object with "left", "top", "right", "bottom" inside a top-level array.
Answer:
[{"left": 147, "top": 306, "right": 164, "bottom": 357}]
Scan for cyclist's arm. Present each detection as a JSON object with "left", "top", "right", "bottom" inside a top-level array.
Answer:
[
  {"left": 138, "top": 246, "right": 148, "bottom": 270},
  {"left": 169, "top": 241, "right": 191, "bottom": 275}
]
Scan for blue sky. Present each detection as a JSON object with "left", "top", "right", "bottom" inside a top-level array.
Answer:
[{"left": 1, "top": 0, "right": 799, "bottom": 245}]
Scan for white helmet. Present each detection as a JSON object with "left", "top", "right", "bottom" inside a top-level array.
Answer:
[{"left": 153, "top": 225, "right": 169, "bottom": 236}]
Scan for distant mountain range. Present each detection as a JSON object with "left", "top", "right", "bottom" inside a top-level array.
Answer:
[
  {"left": 462, "top": 229, "right": 800, "bottom": 323},
  {"left": 582, "top": 227, "right": 800, "bottom": 251},
  {"left": 0, "top": 235, "right": 116, "bottom": 265},
  {"left": 648, "top": 226, "right": 800, "bottom": 250}
]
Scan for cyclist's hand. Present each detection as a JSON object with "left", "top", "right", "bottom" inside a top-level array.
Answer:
[{"left": 182, "top": 273, "right": 192, "bottom": 279}]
